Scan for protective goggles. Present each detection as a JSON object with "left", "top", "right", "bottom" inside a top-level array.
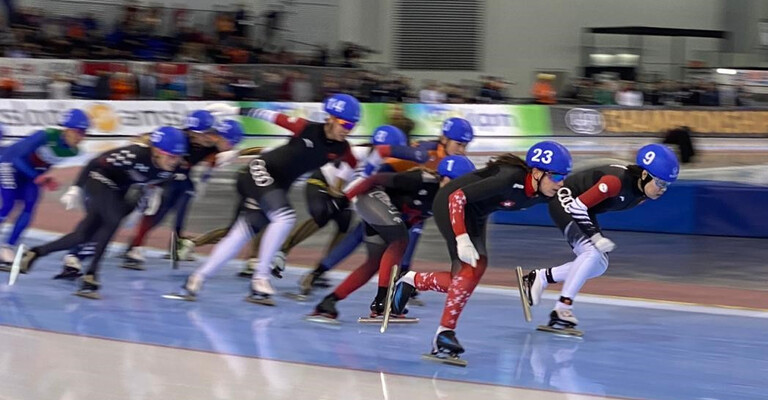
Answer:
[
  {"left": 651, "top": 175, "right": 671, "bottom": 190},
  {"left": 332, "top": 117, "right": 356, "bottom": 130},
  {"left": 545, "top": 171, "right": 567, "bottom": 182}
]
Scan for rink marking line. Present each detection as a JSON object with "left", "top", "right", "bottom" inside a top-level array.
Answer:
[
  {"left": 0, "top": 324, "right": 635, "bottom": 400},
  {"left": 17, "top": 228, "right": 768, "bottom": 317}
]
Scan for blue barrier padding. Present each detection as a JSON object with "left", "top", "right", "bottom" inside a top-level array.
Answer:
[{"left": 490, "top": 180, "right": 768, "bottom": 238}]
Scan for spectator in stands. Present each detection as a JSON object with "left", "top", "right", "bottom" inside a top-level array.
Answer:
[
  {"left": 736, "top": 85, "right": 754, "bottom": 106},
  {"left": 136, "top": 65, "right": 158, "bottom": 100},
  {"left": 592, "top": 81, "right": 615, "bottom": 105},
  {"left": 663, "top": 126, "right": 696, "bottom": 164},
  {"left": 387, "top": 103, "right": 415, "bottom": 140},
  {"left": 110, "top": 71, "right": 136, "bottom": 100},
  {"left": 48, "top": 73, "right": 72, "bottom": 99},
  {"left": 699, "top": 81, "right": 720, "bottom": 106},
  {"left": 0, "top": 67, "right": 20, "bottom": 98},
  {"left": 615, "top": 81, "right": 643, "bottom": 106},
  {"left": 531, "top": 73, "right": 556, "bottom": 104},
  {"left": 419, "top": 80, "right": 446, "bottom": 103},
  {"left": 94, "top": 70, "right": 112, "bottom": 100},
  {"left": 290, "top": 71, "right": 314, "bottom": 102},
  {"left": 319, "top": 73, "right": 340, "bottom": 101}
]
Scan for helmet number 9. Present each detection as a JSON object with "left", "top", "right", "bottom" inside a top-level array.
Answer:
[
  {"left": 642, "top": 151, "right": 655, "bottom": 165},
  {"left": 530, "top": 148, "right": 553, "bottom": 164}
]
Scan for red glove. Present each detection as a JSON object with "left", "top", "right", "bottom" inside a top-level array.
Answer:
[{"left": 34, "top": 175, "right": 60, "bottom": 191}]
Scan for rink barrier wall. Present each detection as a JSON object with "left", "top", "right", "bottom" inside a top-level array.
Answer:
[{"left": 490, "top": 180, "right": 768, "bottom": 238}]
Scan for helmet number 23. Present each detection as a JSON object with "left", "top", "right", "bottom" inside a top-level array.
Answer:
[
  {"left": 642, "top": 151, "right": 655, "bottom": 165},
  {"left": 530, "top": 149, "right": 553, "bottom": 164}
]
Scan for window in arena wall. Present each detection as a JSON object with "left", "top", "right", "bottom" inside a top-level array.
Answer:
[{"left": 394, "top": 0, "right": 483, "bottom": 70}]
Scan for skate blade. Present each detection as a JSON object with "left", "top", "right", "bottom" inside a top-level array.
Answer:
[
  {"left": 8, "top": 244, "right": 25, "bottom": 286},
  {"left": 421, "top": 353, "right": 467, "bottom": 367},
  {"left": 162, "top": 293, "right": 196, "bottom": 302},
  {"left": 121, "top": 263, "right": 146, "bottom": 271},
  {"left": 283, "top": 292, "right": 309, "bottom": 302},
  {"left": 0, "top": 264, "right": 11, "bottom": 272},
  {"left": 536, "top": 325, "right": 583, "bottom": 337},
  {"left": 237, "top": 271, "right": 254, "bottom": 278},
  {"left": 515, "top": 266, "right": 533, "bottom": 323},
  {"left": 357, "top": 316, "right": 419, "bottom": 324},
  {"left": 305, "top": 314, "right": 340, "bottom": 325},
  {"left": 245, "top": 296, "right": 276, "bottom": 306},
  {"left": 74, "top": 291, "right": 101, "bottom": 300}
]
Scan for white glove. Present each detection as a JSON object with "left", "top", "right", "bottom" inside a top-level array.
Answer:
[
  {"left": 215, "top": 150, "right": 240, "bottom": 167},
  {"left": 455, "top": 233, "right": 480, "bottom": 267},
  {"left": 60, "top": 186, "right": 83, "bottom": 210},
  {"left": 590, "top": 233, "right": 616, "bottom": 253},
  {"left": 144, "top": 187, "right": 163, "bottom": 216}
]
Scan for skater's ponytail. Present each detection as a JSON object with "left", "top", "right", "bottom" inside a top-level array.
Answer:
[{"left": 486, "top": 153, "right": 530, "bottom": 171}]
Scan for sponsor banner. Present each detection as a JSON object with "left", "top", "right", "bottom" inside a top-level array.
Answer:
[
  {"left": 552, "top": 106, "right": 768, "bottom": 136},
  {"left": 403, "top": 104, "right": 551, "bottom": 138},
  {"left": 238, "top": 102, "right": 388, "bottom": 141},
  {"left": 239, "top": 102, "right": 552, "bottom": 140},
  {"left": 601, "top": 109, "right": 768, "bottom": 135},
  {"left": 0, "top": 58, "right": 81, "bottom": 95},
  {"left": 0, "top": 100, "right": 236, "bottom": 137}
]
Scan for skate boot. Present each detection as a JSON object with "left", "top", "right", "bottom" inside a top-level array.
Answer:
[
  {"left": 0, "top": 245, "right": 14, "bottom": 270},
  {"left": 270, "top": 251, "right": 286, "bottom": 279},
  {"left": 245, "top": 277, "right": 276, "bottom": 306},
  {"left": 536, "top": 304, "right": 583, "bottom": 337},
  {"left": 392, "top": 271, "right": 416, "bottom": 315},
  {"left": 237, "top": 258, "right": 257, "bottom": 278},
  {"left": 299, "top": 267, "right": 326, "bottom": 296},
  {"left": 176, "top": 238, "right": 196, "bottom": 261},
  {"left": 523, "top": 269, "right": 545, "bottom": 306},
  {"left": 18, "top": 249, "right": 39, "bottom": 274},
  {"left": 422, "top": 330, "right": 467, "bottom": 367},
  {"left": 53, "top": 254, "right": 83, "bottom": 280},
  {"left": 162, "top": 274, "right": 203, "bottom": 301},
  {"left": 121, "top": 247, "right": 145, "bottom": 270},
  {"left": 306, "top": 293, "right": 340, "bottom": 324},
  {"left": 369, "top": 298, "right": 385, "bottom": 318},
  {"left": 74, "top": 274, "right": 100, "bottom": 299}
]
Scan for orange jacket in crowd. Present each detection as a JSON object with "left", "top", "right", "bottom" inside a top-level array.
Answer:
[{"left": 532, "top": 80, "right": 556, "bottom": 104}]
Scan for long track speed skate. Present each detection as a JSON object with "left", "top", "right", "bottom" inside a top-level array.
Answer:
[
  {"left": 421, "top": 330, "right": 467, "bottom": 367},
  {"left": 537, "top": 309, "right": 583, "bottom": 337},
  {"left": 515, "top": 266, "right": 533, "bottom": 322}
]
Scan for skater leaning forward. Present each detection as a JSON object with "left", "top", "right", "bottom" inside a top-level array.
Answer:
[
  {"left": 307, "top": 155, "right": 477, "bottom": 324},
  {"left": 522, "top": 144, "right": 680, "bottom": 336},
  {"left": 392, "top": 141, "right": 573, "bottom": 363}
]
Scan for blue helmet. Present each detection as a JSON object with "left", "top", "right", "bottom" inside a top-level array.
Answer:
[
  {"left": 215, "top": 119, "right": 244, "bottom": 147},
  {"left": 526, "top": 141, "right": 573, "bottom": 178},
  {"left": 438, "top": 155, "right": 476, "bottom": 179},
  {"left": 323, "top": 93, "right": 361, "bottom": 126},
  {"left": 150, "top": 126, "right": 188, "bottom": 156},
  {"left": 371, "top": 125, "right": 406, "bottom": 146},
  {"left": 636, "top": 144, "right": 679, "bottom": 182},
  {"left": 442, "top": 117, "right": 473, "bottom": 143},
  {"left": 186, "top": 110, "right": 215, "bottom": 132},
  {"left": 59, "top": 109, "right": 90, "bottom": 131}
]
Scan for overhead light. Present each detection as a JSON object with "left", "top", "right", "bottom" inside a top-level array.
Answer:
[{"left": 716, "top": 68, "right": 737, "bottom": 75}]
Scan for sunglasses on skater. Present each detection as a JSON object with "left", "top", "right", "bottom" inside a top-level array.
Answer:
[
  {"left": 331, "top": 117, "right": 356, "bottom": 131},
  {"left": 545, "top": 171, "right": 567, "bottom": 182}
]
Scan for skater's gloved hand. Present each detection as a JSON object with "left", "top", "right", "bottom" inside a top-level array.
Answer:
[
  {"left": 455, "top": 233, "right": 479, "bottom": 267},
  {"left": 34, "top": 175, "right": 59, "bottom": 191},
  {"left": 215, "top": 149, "right": 240, "bottom": 167},
  {"left": 60, "top": 186, "right": 83, "bottom": 210},
  {"left": 144, "top": 187, "right": 163, "bottom": 216},
  {"left": 590, "top": 233, "right": 616, "bottom": 253}
]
